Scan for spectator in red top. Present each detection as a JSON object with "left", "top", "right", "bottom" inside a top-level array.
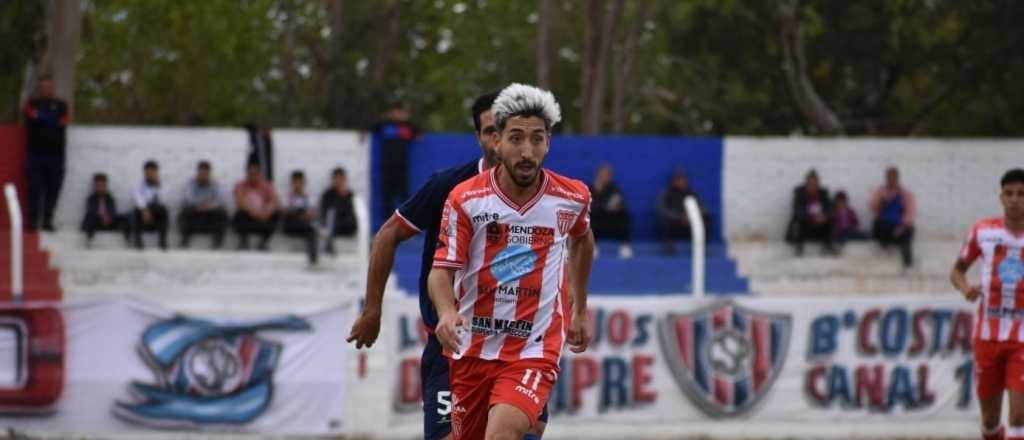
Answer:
[
  {"left": 831, "top": 190, "right": 866, "bottom": 251},
  {"left": 22, "top": 75, "right": 71, "bottom": 232},
  {"left": 787, "top": 169, "right": 835, "bottom": 256},
  {"left": 870, "top": 167, "right": 916, "bottom": 268},
  {"left": 233, "top": 162, "right": 280, "bottom": 250}
]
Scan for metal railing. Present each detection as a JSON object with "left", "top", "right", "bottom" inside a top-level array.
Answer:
[
  {"left": 3, "top": 183, "right": 23, "bottom": 303},
  {"left": 684, "top": 196, "right": 705, "bottom": 298}
]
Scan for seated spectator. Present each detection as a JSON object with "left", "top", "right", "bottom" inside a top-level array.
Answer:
[
  {"left": 233, "top": 162, "right": 279, "bottom": 250},
  {"left": 831, "top": 190, "right": 867, "bottom": 250},
  {"left": 657, "top": 168, "right": 712, "bottom": 255},
  {"left": 589, "top": 164, "right": 633, "bottom": 259},
  {"left": 80, "top": 173, "right": 128, "bottom": 245},
  {"left": 870, "top": 167, "right": 916, "bottom": 269},
  {"left": 318, "top": 167, "right": 358, "bottom": 256},
  {"left": 787, "top": 169, "right": 835, "bottom": 256},
  {"left": 282, "top": 170, "right": 318, "bottom": 265},
  {"left": 131, "top": 160, "right": 169, "bottom": 250},
  {"left": 179, "top": 161, "right": 228, "bottom": 249}
]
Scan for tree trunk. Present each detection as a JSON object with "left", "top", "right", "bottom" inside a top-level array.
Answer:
[
  {"left": 536, "top": 0, "right": 553, "bottom": 89},
  {"left": 370, "top": 2, "right": 402, "bottom": 93},
  {"left": 778, "top": 0, "right": 843, "bottom": 135},
  {"left": 21, "top": 0, "right": 81, "bottom": 110},
  {"left": 611, "top": 0, "right": 655, "bottom": 133},
  {"left": 580, "top": 0, "right": 624, "bottom": 135},
  {"left": 278, "top": 0, "right": 297, "bottom": 126},
  {"left": 324, "top": 0, "right": 345, "bottom": 127}
]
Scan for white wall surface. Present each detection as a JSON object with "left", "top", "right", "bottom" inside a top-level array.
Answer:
[
  {"left": 723, "top": 137, "right": 1024, "bottom": 241},
  {"left": 53, "top": 126, "right": 370, "bottom": 231}
]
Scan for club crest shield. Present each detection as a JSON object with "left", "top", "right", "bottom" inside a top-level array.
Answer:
[
  {"left": 556, "top": 210, "right": 575, "bottom": 235},
  {"left": 658, "top": 300, "right": 791, "bottom": 418}
]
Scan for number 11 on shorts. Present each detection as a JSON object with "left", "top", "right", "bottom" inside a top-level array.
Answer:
[{"left": 521, "top": 369, "right": 542, "bottom": 391}]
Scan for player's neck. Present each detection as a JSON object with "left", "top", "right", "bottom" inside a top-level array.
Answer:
[
  {"left": 1007, "top": 215, "right": 1024, "bottom": 235},
  {"left": 496, "top": 166, "right": 543, "bottom": 206}
]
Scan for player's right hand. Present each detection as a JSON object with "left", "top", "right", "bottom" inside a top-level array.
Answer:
[
  {"left": 346, "top": 310, "right": 382, "bottom": 349},
  {"left": 435, "top": 311, "right": 468, "bottom": 354},
  {"left": 962, "top": 285, "right": 983, "bottom": 302}
]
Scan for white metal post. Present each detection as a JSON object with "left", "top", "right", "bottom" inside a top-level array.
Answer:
[
  {"left": 3, "top": 183, "right": 23, "bottom": 303},
  {"left": 684, "top": 196, "right": 705, "bottom": 298}
]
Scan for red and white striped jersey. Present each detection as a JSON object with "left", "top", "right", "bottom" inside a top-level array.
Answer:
[
  {"left": 433, "top": 167, "right": 591, "bottom": 363},
  {"left": 960, "top": 217, "right": 1024, "bottom": 342}
]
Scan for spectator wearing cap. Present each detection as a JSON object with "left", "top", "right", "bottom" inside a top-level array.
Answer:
[
  {"left": 179, "top": 161, "right": 229, "bottom": 249},
  {"left": 870, "top": 166, "right": 916, "bottom": 269},
  {"left": 318, "top": 167, "right": 358, "bottom": 255},
  {"left": 131, "top": 160, "right": 169, "bottom": 250}
]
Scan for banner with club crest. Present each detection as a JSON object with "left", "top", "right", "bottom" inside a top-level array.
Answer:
[
  {"left": 0, "top": 300, "right": 351, "bottom": 435},
  {"left": 386, "top": 294, "right": 983, "bottom": 438}
]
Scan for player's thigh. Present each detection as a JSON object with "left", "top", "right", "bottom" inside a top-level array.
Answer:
[
  {"left": 491, "top": 360, "right": 559, "bottom": 429},
  {"left": 421, "top": 336, "right": 455, "bottom": 440},
  {"left": 449, "top": 357, "right": 496, "bottom": 440},
  {"left": 486, "top": 403, "right": 532, "bottom": 440},
  {"left": 976, "top": 340, "right": 1010, "bottom": 400}
]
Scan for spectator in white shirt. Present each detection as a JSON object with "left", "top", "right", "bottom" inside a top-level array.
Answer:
[
  {"left": 131, "top": 160, "right": 169, "bottom": 250},
  {"left": 282, "top": 170, "right": 318, "bottom": 265}
]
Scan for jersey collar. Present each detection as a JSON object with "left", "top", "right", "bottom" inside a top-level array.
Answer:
[{"left": 489, "top": 166, "right": 549, "bottom": 216}]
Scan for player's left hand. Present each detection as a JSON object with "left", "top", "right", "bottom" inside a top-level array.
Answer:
[{"left": 567, "top": 310, "right": 592, "bottom": 353}]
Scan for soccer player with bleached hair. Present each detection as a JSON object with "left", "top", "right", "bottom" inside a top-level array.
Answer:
[
  {"left": 952, "top": 169, "right": 1024, "bottom": 440},
  {"left": 429, "top": 83, "right": 595, "bottom": 440},
  {"left": 347, "top": 90, "right": 552, "bottom": 440}
]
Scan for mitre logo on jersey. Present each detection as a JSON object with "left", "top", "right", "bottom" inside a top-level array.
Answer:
[
  {"left": 556, "top": 210, "right": 576, "bottom": 235},
  {"left": 658, "top": 300, "right": 791, "bottom": 418}
]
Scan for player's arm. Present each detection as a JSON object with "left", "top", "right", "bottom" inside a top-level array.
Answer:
[
  {"left": 567, "top": 229, "right": 595, "bottom": 353},
  {"left": 346, "top": 213, "right": 418, "bottom": 348},
  {"left": 428, "top": 267, "right": 466, "bottom": 354},
  {"left": 950, "top": 226, "right": 982, "bottom": 302}
]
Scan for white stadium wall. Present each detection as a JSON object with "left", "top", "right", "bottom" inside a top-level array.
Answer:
[
  {"left": 723, "top": 137, "right": 1024, "bottom": 241},
  {"left": 53, "top": 126, "right": 369, "bottom": 231}
]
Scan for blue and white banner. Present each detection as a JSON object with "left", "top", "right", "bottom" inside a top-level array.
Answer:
[{"left": 0, "top": 300, "right": 351, "bottom": 435}]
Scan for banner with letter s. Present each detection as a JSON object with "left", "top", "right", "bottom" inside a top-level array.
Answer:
[{"left": 0, "top": 300, "right": 351, "bottom": 435}]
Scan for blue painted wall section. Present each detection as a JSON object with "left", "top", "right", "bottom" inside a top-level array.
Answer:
[
  {"left": 373, "top": 134, "right": 724, "bottom": 242},
  {"left": 372, "top": 133, "right": 747, "bottom": 295}
]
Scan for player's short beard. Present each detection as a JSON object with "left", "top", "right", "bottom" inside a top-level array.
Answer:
[{"left": 503, "top": 159, "right": 541, "bottom": 188}]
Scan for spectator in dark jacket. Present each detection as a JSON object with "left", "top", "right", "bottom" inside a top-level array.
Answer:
[
  {"left": 80, "top": 173, "right": 128, "bottom": 245},
  {"left": 22, "top": 76, "right": 70, "bottom": 232},
  {"left": 179, "top": 161, "right": 228, "bottom": 249},
  {"left": 787, "top": 169, "right": 835, "bottom": 256},
  {"left": 319, "top": 167, "right": 358, "bottom": 255},
  {"left": 657, "top": 168, "right": 712, "bottom": 255},
  {"left": 282, "top": 171, "right": 318, "bottom": 265},
  {"left": 131, "top": 161, "right": 169, "bottom": 250},
  {"left": 832, "top": 190, "right": 867, "bottom": 250},
  {"left": 589, "top": 164, "right": 633, "bottom": 259}
]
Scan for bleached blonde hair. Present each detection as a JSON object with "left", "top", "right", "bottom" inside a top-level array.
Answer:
[{"left": 491, "top": 83, "right": 562, "bottom": 131}]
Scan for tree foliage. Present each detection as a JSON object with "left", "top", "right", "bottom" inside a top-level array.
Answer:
[{"left": 1, "top": 0, "right": 1021, "bottom": 136}]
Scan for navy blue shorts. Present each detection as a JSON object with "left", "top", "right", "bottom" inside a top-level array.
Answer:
[{"left": 421, "top": 334, "right": 548, "bottom": 440}]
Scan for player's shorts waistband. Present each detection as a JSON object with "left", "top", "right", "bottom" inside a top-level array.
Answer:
[{"left": 986, "top": 307, "right": 1024, "bottom": 319}]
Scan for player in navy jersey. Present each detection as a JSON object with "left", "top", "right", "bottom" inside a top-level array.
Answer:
[{"left": 347, "top": 92, "right": 549, "bottom": 440}]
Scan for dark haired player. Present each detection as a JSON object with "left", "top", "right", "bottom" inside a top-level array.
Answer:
[
  {"left": 347, "top": 92, "right": 550, "bottom": 440},
  {"left": 952, "top": 168, "right": 1024, "bottom": 440}
]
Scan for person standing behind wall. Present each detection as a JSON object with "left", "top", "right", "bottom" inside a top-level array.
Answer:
[
  {"left": 369, "top": 103, "right": 421, "bottom": 221},
  {"left": 22, "top": 75, "right": 70, "bottom": 232}
]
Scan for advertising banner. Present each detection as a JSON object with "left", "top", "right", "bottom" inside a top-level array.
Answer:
[
  {"left": 388, "top": 294, "right": 979, "bottom": 437},
  {"left": 0, "top": 300, "right": 351, "bottom": 435}
]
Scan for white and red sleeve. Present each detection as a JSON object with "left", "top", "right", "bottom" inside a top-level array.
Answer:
[{"left": 433, "top": 196, "right": 472, "bottom": 269}]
